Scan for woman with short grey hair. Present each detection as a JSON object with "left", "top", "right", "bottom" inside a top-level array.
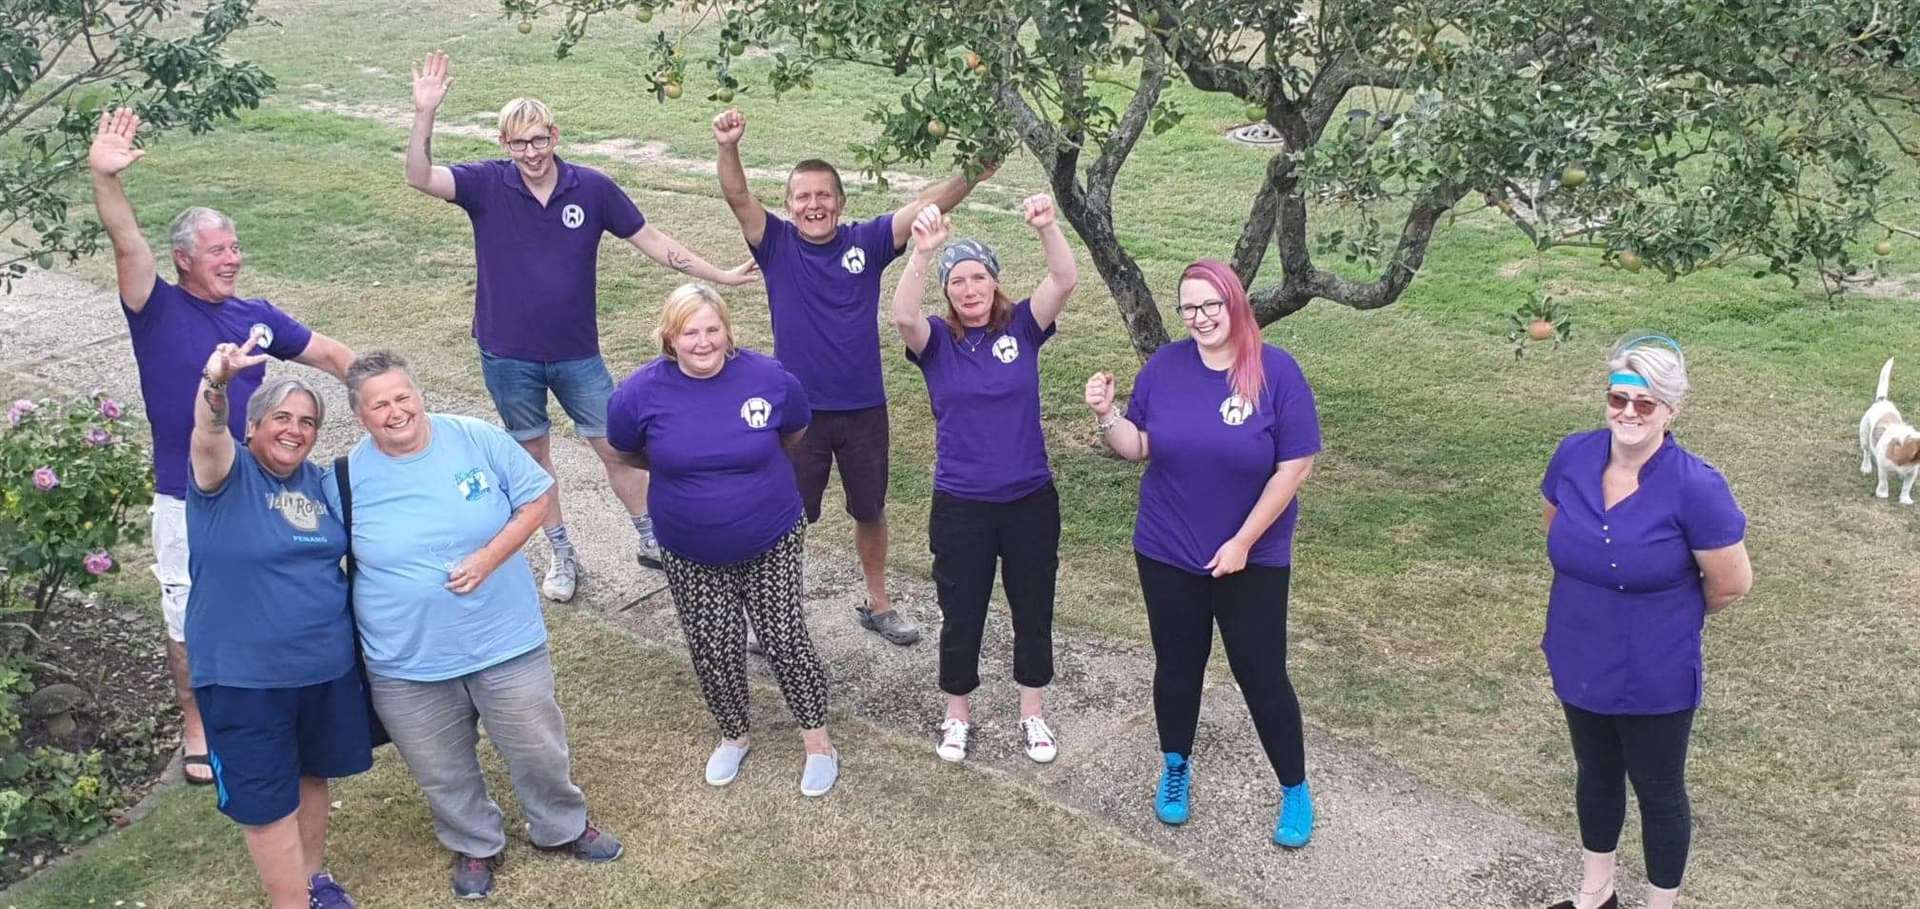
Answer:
[{"left": 184, "top": 337, "right": 369, "bottom": 909}]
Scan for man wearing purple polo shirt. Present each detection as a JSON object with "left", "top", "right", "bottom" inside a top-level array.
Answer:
[
  {"left": 88, "top": 108, "right": 358, "bottom": 789},
  {"left": 713, "top": 107, "right": 992, "bottom": 646},
  {"left": 405, "top": 51, "right": 754, "bottom": 600}
]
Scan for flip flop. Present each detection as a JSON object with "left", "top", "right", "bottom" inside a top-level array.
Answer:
[{"left": 183, "top": 753, "right": 214, "bottom": 786}]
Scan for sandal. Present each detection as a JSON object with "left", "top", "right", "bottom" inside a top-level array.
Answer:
[{"left": 183, "top": 753, "right": 215, "bottom": 786}]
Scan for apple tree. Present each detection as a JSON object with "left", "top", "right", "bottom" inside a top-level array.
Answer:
[
  {"left": 509, "top": 0, "right": 1920, "bottom": 356},
  {"left": 1, "top": 0, "right": 274, "bottom": 290}
]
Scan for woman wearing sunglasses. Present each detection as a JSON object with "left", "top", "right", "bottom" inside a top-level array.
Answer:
[
  {"left": 1538, "top": 335, "right": 1752, "bottom": 909},
  {"left": 1083, "top": 260, "right": 1320, "bottom": 848}
]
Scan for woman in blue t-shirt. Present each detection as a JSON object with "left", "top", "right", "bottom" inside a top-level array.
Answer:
[
  {"left": 185, "top": 337, "right": 370, "bottom": 909},
  {"left": 607, "top": 284, "right": 839, "bottom": 797},
  {"left": 1084, "top": 260, "right": 1321, "bottom": 848},
  {"left": 887, "top": 197, "right": 1076, "bottom": 765}
]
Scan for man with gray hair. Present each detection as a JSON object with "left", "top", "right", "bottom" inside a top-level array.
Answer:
[{"left": 89, "top": 108, "right": 357, "bottom": 787}]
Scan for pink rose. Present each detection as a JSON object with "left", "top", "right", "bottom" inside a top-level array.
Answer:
[
  {"left": 6, "top": 399, "right": 33, "bottom": 426},
  {"left": 32, "top": 467, "right": 58, "bottom": 491},
  {"left": 99, "top": 398, "right": 124, "bottom": 420},
  {"left": 83, "top": 550, "right": 114, "bottom": 576},
  {"left": 85, "top": 427, "right": 112, "bottom": 447}
]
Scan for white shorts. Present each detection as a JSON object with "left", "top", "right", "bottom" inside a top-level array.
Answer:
[{"left": 150, "top": 494, "right": 190, "bottom": 643}]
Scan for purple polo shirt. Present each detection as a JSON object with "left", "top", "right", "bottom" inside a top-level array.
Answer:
[
  {"left": 907, "top": 299, "right": 1055, "bottom": 502},
  {"left": 449, "top": 158, "right": 646, "bottom": 362},
  {"left": 1540, "top": 429, "right": 1746, "bottom": 715},
  {"left": 751, "top": 213, "right": 899, "bottom": 411},
  {"left": 1126, "top": 340, "right": 1321, "bottom": 573},
  {"left": 122, "top": 276, "right": 313, "bottom": 499},
  {"left": 606, "top": 349, "right": 810, "bottom": 565}
]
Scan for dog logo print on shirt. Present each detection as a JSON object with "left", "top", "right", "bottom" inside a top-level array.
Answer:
[
  {"left": 1220, "top": 394, "right": 1255, "bottom": 427},
  {"left": 248, "top": 322, "right": 274, "bottom": 351},
  {"left": 991, "top": 335, "right": 1020, "bottom": 364},
  {"left": 454, "top": 468, "right": 491, "bottom": 502},
  {"left": 264, "top": 489, "right": 320, "bottom": 532},
  {"left": 740, "top": 396, "right": 774, "bottom": 429},
  {"left": 561, "top": 204, "right": 586, "bottom": 230},
  {"left": 841, "top": 247, "right": 866, "bottom": 274}
]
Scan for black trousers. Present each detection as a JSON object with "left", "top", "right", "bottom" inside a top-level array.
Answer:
[
  {"left": 1135, "top": 552, "right": 1305, "bottom": 787},
  {"left": 928, "top": 484, "right": 1060, "bottom": 696},
  {"left": 1562, "top": 702, "right": 1696, "bottom": 890}
]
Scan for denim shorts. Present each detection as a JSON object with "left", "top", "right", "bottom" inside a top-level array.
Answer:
[{"left": 478, "top": 348, "right": 615, "bottom": 441}]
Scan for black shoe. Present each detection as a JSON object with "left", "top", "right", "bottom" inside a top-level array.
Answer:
[
  {"left": 533, "top": 822, "right": 624, "bottom": 863},
  {"left": 1547, "top": 894, "right": 1617, "bottom": 909},
  {"left": 451, "top": 852, "right": 501, "bottom": 900}
]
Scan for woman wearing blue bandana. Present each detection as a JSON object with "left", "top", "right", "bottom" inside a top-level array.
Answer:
[
  {"left": 889, "top": 196, "right": 1076, "bottom": 764},
  {"left": 1538, "top": 334, "right": 1752, "bottom": 909}
]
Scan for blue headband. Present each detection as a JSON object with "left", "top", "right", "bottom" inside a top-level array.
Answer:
[
  {"left": 1617, "top": 333, "right": 1682, "bottom": 356},
  {"left": 938, "top": 239, "right": 1001, "bottom": 288},
  {"left": 1609, "top": 371, "right": 1649, "bottom": 389}
]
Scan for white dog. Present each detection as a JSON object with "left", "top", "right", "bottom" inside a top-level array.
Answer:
[{"left": 1860, "top": 358, "right": 1920, "bottom": 504}]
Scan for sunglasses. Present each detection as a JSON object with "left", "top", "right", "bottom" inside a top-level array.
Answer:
[{"left": 1606, "top": 391, "right": 1663, "bottom": 417}]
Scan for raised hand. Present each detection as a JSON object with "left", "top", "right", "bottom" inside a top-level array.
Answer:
[
  {"left": 88, "top": 109, "right": 146, "bottom": 178},
  {"left": 713, "top": 108, "right": 746, "bottom": 146},
  {"left": 412, "top": 51, "right": 452, "bottom": 113},
  {"left": 719, "top": 259, "right": 760, "bottom": 286},
  {"left": 911, "top": 205, "right": 950, "bottom": 255},
  {"left": 1023, "top": 194, "right": 1057, "bottom": 230},
  {"left": 1084, "top": 371, "right": 1116, "bottom": 417},
  {"left": 203, "top": 332, "right": 270, "bottom": 386}
]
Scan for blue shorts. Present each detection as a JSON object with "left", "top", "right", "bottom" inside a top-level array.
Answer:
[
  {"left": 198, "top": 669, "right": 375, "bottom": 826},
  {"left": 478, "top": 348, "right": 615, "bottom": 441}
]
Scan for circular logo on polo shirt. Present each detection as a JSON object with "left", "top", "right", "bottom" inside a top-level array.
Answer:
[
  {"left": 1220, "top": 394, "right": 1254, "bottom": 426},
  {"left": 740, "top": 396, "right": 773, "bottom": 429},
  {"left": 561, "top": 204, "right": 585, "bottom": 229},
  {"left": 841, "top": 247, "right": 866, "bottom": 274},
  {"left": 991, "top": 335, "right": 1020, "bottom": 363},
  {"left": 248, "top": 322, "right": 274, "bottom": 350}
]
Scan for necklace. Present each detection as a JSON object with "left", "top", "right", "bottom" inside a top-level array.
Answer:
[{"left": 962, "top": 329, "right": 990, "bottom": 352}]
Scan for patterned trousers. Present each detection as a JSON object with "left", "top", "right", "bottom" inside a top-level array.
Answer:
[{"left": 661, "top": 522, "right": 829, "bottom": 738}]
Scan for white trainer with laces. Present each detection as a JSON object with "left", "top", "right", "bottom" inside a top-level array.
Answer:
[
  {"left": 936, "top": 718, "right": 970, "bottom": 763},
  {"left": 1019, "top": 715, "right": 1058, "bottom": 764},
  {"left": 542, "top": 552, "right": 579, "bottom": 602}
]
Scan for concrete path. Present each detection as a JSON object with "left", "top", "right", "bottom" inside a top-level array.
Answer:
[{"left": 0, "top": 267, "right": 1575, "bottom": 908}]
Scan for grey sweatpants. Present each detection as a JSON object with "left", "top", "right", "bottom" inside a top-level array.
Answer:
[{"left": 368, "top": 644, "right": 589, "bottom": 858}]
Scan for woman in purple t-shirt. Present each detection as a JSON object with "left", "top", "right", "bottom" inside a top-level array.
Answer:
[
  {"left": 1084, "top": 260, "right": 1322, "bottom": 848},
  {"left": 1538, "top": 336, "right": 1751, "bottom": 909},
  {"left": 606, "top": 284, "right": 840, "bottom": 798},
  {"left": 888, "top": 197, "right": 1077, "bottom": 765}
]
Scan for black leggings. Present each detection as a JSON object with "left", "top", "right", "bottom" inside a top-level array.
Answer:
[
  {"left": 1135, "top": 552, "right": 1305, "bottom": 787},
  {"left": 928, "top": 485, "right": 1059, "bottom": 696},
  {"left": 1562, "top": 702, "right": 1696, "bottom": 890}
]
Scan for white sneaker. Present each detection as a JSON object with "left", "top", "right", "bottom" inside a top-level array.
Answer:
[
  {"left": 1019, "top": 716, "right": 1058, "bottom": 764},
  {"left": 542, "top": 552, "right": 579, "bottom": 602},
  {"left": 800, "top": 749, "right": 839, "bottom": 797},
  {"left": 935, "top": 718, "right": 970, "bottom": 763},
  {"left": 706, "top": 741, "right": 750, "bottom": 786}
]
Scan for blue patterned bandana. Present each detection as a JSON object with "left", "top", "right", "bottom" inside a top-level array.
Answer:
[{"left": 938, "top": 238, "right": 1001, "bottom": 288}]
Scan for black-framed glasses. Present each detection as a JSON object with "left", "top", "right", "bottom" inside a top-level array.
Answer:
[
  {"left": 1173, "top": 299, "right": 1225, "bottom": 321},
  {"left": 1606, "top": 391, "right": 1663, "bottom": 417},
  {"left": 505, "top": 132, "right": 554, "bottom": 153}
]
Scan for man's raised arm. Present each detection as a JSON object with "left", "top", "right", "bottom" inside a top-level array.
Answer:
[
  {"left": 88, "top": 109, "right": 157, "bottom": 313},
  {"left": 713, "top": 108, "right": 768, "bottom": 248},
  {"left": 405, "top": 51, "right": 458, "bottom": 201}
]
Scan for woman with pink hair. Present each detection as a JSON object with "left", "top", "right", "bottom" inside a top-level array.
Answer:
[{"left": 1084, "top": 260, "right": 1321, "bottom": 847}]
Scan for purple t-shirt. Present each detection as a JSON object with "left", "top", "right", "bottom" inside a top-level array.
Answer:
[
  {"left": 907, "top": 299, "right": 1056, "bottom": 502},
  {"left": 606, "top": 349, "right": 811, "bottom": 565},
  {"left": 751, "top": 213, "right": 900, "bottom": 410},
  {"left": 122, "top": 276, "right": 313, "bottom": 499},
  {"left": 1540, "top": 430, "right": 1746, "bottom": 715},
  {"left": 449, "top": 158, "right": 646, "bottom": 362},
  {"left": 1126, "top": 340, "right": 1321, "bottom": 573}
]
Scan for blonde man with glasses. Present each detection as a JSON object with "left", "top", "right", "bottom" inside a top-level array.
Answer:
[{"left": 404, "top": 51, "right": 755, "bottom": 600}]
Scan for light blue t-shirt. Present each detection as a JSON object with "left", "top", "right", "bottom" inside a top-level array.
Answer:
[{"left": 324, "top": 414, "right": 554, "bottom": 682}]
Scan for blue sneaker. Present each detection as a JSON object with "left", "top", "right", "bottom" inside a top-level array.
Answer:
[
  {"left": 1273, "top": 779, "right": 1314, "bottom": 848},
  {"left": 1155, "top": 752, "right": 1192, "bottom": 825},
  {"left": 307, "top": 871, "right": 356, "bottom": 909}
]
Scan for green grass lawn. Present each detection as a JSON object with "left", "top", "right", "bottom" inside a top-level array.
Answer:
[{"left": 13, "top": 0, "right": 1920, "bottom": 904}]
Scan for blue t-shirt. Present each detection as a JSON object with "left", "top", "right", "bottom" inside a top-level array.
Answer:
[
  {"left": 606, "top": 349, "right": 810, "bottom": 565},
  {"left": 184, "top": 446, "right": 354, "bottom": 689},
  {"left": 123, "top": 276, "right": 314, "bottom": 498},
  {"left": 751, "top": 214, "right": 899, "bottom": 411},
  {"left": 907, "top": 299, "right": 1056, "bottom": 502},
  {"left": 323, "top": 415, "right": 555, "bottom": 682}
]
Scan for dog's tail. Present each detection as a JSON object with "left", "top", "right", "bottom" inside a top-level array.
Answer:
[{"left": 1877, "top": 357, "right": 1896, "bottom": 402}]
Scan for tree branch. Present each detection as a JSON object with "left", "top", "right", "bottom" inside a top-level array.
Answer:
[{"left": 1253, "top": 181, "right": 1470, "bottom": 323}]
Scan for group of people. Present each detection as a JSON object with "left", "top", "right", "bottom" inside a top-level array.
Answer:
[{"left": 83, "top": 46, "right": 1752, "bottom": 909}]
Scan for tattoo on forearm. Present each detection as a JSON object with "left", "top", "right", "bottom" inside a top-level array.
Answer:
[
  {"left": 667, "top": 250, "right": 694, "bottom": 272},
  {"left": 204, "top": 386, "right": 227, "bottom": 421}
]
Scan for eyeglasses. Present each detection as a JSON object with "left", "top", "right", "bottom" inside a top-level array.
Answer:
[
  {"left": 1173, "top": 300, "right": 1226, "bottom": 321},
  {"left": 505, "top": 132, "right": 554, "bottom": 153},
  {"left": 1606, "top": 391, "right": 1663, "bottom": 417}
]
